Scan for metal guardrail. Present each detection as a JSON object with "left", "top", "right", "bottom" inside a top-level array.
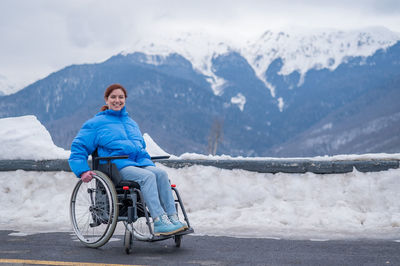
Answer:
[
  {"left": 161, "top": 159, "right": 400, "bottom": 174},
  {"left": 0, "top": 159, "right": 399, "bottom": 174}
]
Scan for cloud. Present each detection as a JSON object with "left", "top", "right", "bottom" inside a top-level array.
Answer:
[{"left": 370, "top": 0, "right": 400, "bottom": 15}]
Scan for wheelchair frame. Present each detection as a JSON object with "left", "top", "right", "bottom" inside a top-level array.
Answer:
[{"left": 69, "top": 152, "right": 194, "bottom": 253}]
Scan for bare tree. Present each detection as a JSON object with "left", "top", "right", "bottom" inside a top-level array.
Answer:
[{"left": 208, "top": 117, "right": 224, "bottom": 155}]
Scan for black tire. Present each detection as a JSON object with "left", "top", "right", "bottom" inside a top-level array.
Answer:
[
  {"left": 70, "top": 171, "right": 119, "bottom": 248},
  {"left": 124, "top": 227, "right": 133, "bottom": 254},
  {"left": 174, "top": 235, "right": 182, "bottom": 248}
]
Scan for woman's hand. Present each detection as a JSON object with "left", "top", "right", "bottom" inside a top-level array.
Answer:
[{"left": 81, "top": 171, "right": 95, "bottom": 183}]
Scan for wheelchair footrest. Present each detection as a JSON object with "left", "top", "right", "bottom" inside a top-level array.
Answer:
[
  {"left": 174, "top": 227, "right": 194, "bottom": 236},
  {"left": 149, "top": 227, "right": 194, "bottom": 242}
]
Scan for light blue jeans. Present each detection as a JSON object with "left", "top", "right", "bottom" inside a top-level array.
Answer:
[{"left": 119, "top": 165, "right": 176, "bottom": 218}]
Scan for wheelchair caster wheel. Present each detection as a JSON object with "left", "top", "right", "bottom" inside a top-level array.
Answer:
[
  {"left": 174, "top": 235, "right": 182, "bottom": 248},
  {"left": 124, "top": 229, "right": 133, "bottom": 254}
]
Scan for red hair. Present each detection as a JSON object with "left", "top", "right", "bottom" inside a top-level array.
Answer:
[{"left": 101, "top": 83, "right": 128, "bottom": 111}]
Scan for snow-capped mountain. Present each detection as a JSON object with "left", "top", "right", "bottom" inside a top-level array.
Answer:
[
  {"left": 123, "top": 27, "right": 400, "bottom": 98},
  {"left": 242, "top": 27, "right": 400, "bottom": 96},
  {"left": 0, "top": 27, "right": 399, "bottom": 156},
  {"left": 123, "top": 31, "right": 234, "bottom": 95}
]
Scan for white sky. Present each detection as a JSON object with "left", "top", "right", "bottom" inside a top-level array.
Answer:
[{"left": 0, "top": 0, "right": 400, "bottom": 94}]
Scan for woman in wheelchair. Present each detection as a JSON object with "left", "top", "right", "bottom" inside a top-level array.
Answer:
[{"left": 69, "top": 83, "right": 186, "bottom": 236}]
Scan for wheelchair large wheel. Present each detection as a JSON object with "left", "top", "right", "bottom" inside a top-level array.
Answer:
[{"left": 70, "top": 171, "right": 119, "bottom": 248}]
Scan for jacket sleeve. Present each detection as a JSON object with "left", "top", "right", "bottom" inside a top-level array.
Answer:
[{"left": 68, "top": 121, "right": 97, "bottom": 178}]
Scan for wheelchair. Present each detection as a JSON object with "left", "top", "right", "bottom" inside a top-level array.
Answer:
[{"left": 69, "top": 151, "right": 194, "bottom": 254}]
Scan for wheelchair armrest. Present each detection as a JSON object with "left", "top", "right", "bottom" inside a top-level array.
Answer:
[
  {"left": 151, "top": 155, "right": 170, "bottom": 160},
  {"left": 93, "top": 155, "right": 170, "bottom": 162},
  {"left": 94, "top": 155, "right": 129, "bottom": 161}
]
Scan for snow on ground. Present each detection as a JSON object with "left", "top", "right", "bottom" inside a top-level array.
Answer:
[
  {"left": 1, "top": 167, "right": 399, "bottom": 240},
  {"left": 0, "top": 115, "right": 399, "bottom": 240}
]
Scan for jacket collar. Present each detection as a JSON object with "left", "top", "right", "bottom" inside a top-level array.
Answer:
[{"left": 97, "top": 106, "right": 128, "bottom": 117}]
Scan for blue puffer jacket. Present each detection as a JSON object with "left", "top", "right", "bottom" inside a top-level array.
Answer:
[{"left": 69, "top": 107, "right": 154, "bottom": 178}]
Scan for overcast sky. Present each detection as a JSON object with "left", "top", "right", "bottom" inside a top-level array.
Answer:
[{"left": 0, "top": 0, "right": 399, "bottom": 94}]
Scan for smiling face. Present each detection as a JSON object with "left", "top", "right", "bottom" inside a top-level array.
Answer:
[{"left": 105, "top": 88, "right": 126, "bottom": 111}]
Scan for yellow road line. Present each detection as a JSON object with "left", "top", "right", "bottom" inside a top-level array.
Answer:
[{"left": 0, "top": 258, "right": 145, "bottom": 266}]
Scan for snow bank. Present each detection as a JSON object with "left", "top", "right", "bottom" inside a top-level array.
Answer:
[
  {"left": 1, "top": 167, "right": 399, "bottom": 240},
  {"left": 143, "top": 133, "right": 170, "bottom": 157},
  {"left": 0, "top": 115, "right": 70, "bottom": 160},
  {"left": 164, "top": 165, "right": 400, "bottom": 240}
]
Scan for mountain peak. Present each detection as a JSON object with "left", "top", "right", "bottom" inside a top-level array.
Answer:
[
  {"left": 121, "top": 27, "right": 400, "bottom": 97},
  {"left": 241, "top": 27, "right": 400, "bottom": 96}
]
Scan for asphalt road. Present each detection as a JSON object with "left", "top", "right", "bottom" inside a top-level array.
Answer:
[{"left": 0, "top": 230, "right": 399, "bottom": 266}]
